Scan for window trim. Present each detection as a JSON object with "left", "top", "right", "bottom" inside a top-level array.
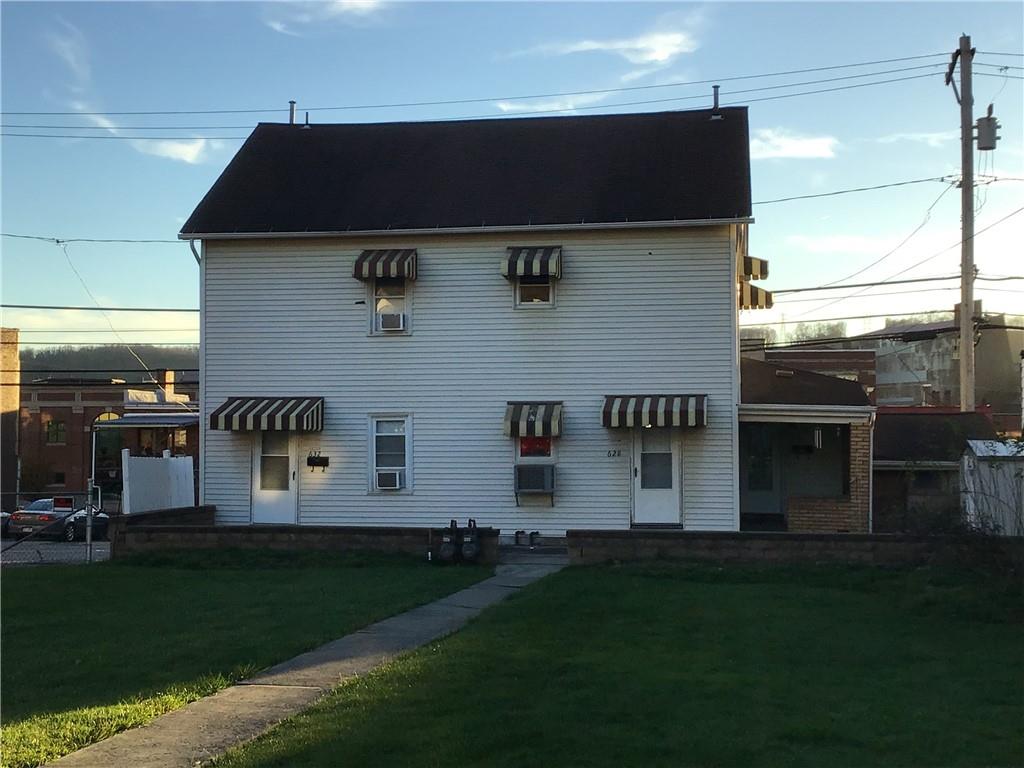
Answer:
[
  {"left": 369, "top": 277, "right": 412, "bottom": 335},
  {"left": 368, "top": 414, "right": 413, "bottom": 493},
  {"left": 44, "top": 420, "right": 67, "bottom": 445},
  {"left": 514, "top": 435, "right": 557, "bottom": 465},
  {"left": 513, "top": 274, "right": 556, "bottom": 309}
]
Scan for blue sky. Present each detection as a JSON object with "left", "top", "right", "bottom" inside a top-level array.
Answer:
[{"left": 1, "top": 1, "right": 1022, "bottom": 347}]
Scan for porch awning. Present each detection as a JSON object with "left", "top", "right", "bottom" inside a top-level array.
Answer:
[
  {"left": 739, "top": 255, "right": 769, "bottom": 280},
  {"left": 739, "top": 281, "right": 773, "bottom": 310},
  {"left": 501, "top": 246, "right": 562, "bottom": 279},
  {"left": 504, "top": 401, "right": 563, "bottom": 437},
  {"left": 209, "top": 397, "right": 324, "bottom": 432},
  {"left": 353, "top": 249, "right": 418, "bottom": 280},
  {"left": 602, "top": 395, "right": 708, "bottom": 429}
]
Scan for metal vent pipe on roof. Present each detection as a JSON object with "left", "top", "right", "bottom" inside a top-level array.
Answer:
[{"left": 289, "top": 100, "right": 296, "bottom": 125}]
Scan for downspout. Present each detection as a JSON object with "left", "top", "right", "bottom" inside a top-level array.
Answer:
[{"left": 189, "top": 239, "right": 201, "bottom": 266}]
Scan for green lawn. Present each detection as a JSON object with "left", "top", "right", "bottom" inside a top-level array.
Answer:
[
  {"left": 216, "top": 562, "right": 1023, "bottom": 768},
  {"left": 0, "top": 549, "right": 489, "bottom": 768}
]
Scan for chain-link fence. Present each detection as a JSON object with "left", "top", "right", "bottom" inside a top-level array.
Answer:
[{"left": 1, "top": 491, "right": 113, "bottom": 567}]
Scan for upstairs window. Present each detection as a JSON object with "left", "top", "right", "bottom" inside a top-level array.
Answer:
[
  {"left": 517, "top": 274, "right": 553, "bottom": 307},
  {"left": 374, "top": 277, "right": 408, "bottom": 333},
  {"left": 45, "top": 420, "right": 66, "bottom": 445}
]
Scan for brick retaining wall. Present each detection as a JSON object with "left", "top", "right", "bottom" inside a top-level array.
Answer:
[
  {"left": 567, "top": 529, "right": 1024, "bottom": 568},
  {"left": 110, "top": 509, "right": 499, "bottom": 565}
]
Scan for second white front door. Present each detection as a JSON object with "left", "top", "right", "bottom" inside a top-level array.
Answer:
[
  {"left": 633, "top": 428, "right": 681, "bottom": 524},
  {"left": 252, "top": 431, "right": 297, "bottom": 524}
]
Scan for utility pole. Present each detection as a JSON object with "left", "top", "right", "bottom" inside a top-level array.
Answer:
[{"left": 947, "top": 34, "right": 976, "bottom": 412}]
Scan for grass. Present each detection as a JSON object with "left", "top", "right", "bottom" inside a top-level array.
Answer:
[
  {"left": 0, "top": 548, "right": 489, "bottom": 768},
  {"left": 216, "top": 561, "right": 1024, "bottom": 768}
]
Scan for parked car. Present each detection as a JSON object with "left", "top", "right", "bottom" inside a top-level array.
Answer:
[
  {"left": 9, "top": 499, "right": 109, "bottom": 542},
  {"left": 1, "top": 510, "right": 10, "bottom": 538}
]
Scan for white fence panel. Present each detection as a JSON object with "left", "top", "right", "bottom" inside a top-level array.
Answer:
[{"left": 122, "top": 449, "right": 196, "bottom": 514}]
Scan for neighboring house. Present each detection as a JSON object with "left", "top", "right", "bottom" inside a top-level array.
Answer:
[
  {"left": 763, "top": 349, "right": 876, "bottom": 404},
  {"left": 738, "top": 358, "right": 873, "bottom": 533},
  {"left": 18, "top": 371, "right": 199, "bottom": 500},
  {"left": 961, "top": 440, "right": 1024, "bottom": 536},
  {"left": 1, "top": 328, "right": 19, "bottom": 512},
  {"left": 826, "top": 312, "right": 1024, "bottom": 435},
  {"left": 872, "top": 408, "right": 998, "bottom": 533},
  {"left": 181, "top": 108, "right": 825, "bottom": 536}
]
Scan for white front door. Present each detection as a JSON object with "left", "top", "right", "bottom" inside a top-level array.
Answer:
[
  {"left": 252, "top": 431, "right": 297, "bottom": 524},
  {"left": 632, "top": 428, "right": 682, "bottom": 524}
]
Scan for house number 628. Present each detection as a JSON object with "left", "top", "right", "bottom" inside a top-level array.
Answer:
[{"left": 607, "top": 449, "right": 621, "bottom": 457}]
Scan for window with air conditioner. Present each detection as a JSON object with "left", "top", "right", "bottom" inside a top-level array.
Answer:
[
  {"left": 373, "top": 277, "right": 409, "bottom": 334},
  {"left": 371, "top": 416, "right": 410, "bottom": 492}
]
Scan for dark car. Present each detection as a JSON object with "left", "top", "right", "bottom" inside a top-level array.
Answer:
[{"left": 9, "top": 499, "right": 109, "bottom": 542}]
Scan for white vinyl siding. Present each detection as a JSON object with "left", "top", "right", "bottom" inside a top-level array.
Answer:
[{"left": 201, "top": 227, "right": 739, "bottom": 533}]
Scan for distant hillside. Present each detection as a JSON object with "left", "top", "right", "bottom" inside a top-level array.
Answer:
[{"left": 19, "top": 345, "right": 199, "bottom": 383}]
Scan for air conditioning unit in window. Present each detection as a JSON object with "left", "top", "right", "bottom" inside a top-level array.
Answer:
[
  {"left": 514, "top": 464, "right": 555, "bottom": 493},
  {"left": 376, "top": 469, "right": 405, "bottom": 490},
  {"left": 378, "top": 313, "right": 406, "bottom": 332}
]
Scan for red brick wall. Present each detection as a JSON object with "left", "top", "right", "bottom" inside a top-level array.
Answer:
[{"left": 787, "top": 422, "right": 871, "bottom": 533}]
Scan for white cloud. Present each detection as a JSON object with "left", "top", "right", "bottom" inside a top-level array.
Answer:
[
  {"left": 74, "top": 104, "right": 217, "bottom": 165},
  {"left": 520, "top": 31, "right": 698, "bottom": 65},
  {"left": 876, "top": 130, "right": 958, "bottom": 148},
  {"left": 47, "top": 18, "right": 90, "bottom": 85},
  {"left": 264, "top": 0, "right": 386, "bottom": 35},
  {"left": 750, "top": 128, "right": 839, "bottom": 160},
  {"left": 494, "top": 92, "right": 610, "bottom": 115}
]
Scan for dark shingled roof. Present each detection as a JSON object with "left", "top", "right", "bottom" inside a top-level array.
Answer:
[
  {"left": 741, "top": 358, "right": 871, "bottom": 406},
  {"left": 874, "top": 412, "right": 999, "bottom": 463},
  {"left": 181, "top": 109, "right": 751, "bottom": 236}
]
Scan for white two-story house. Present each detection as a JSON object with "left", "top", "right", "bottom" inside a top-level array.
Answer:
[{"left": 181, "top": 108, "right": 792, "bottom": 536}]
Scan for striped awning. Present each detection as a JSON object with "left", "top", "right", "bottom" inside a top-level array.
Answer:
[
  {"left": 739, "top": 255, "right": 769, "bottom": 280},
  {"left": 353, "top": 249, "right": 418, "bottom": 281},
  {"left": 501, "top": 246, "right": 562, "bottom": 279},
  {"left": 739, "top": 281, "right": 773, "bottom": 310},
  {"left": 602, "top": 395, "right": 708, "bottom": 429},
  {"left": 210, "top": 397, "right": 324, "bottom": 432},
  {"left": 504, "top": 401, "right": 563, "bottom": 437}
]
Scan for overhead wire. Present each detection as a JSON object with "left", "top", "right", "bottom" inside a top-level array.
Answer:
[{"left": 2, "top": 52, "right": 950, "bottom": 117}]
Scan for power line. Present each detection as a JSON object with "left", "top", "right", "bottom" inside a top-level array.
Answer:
[
  {"left": 0, "top": 69, "right": 946, "bottom": 140},
  {"left": 752, "top": 177, "right": 949, "bottom": 205},
  {"left": 2, "top": 53, "right": 948, "bottom": 117},
  {"left": 773, "top": 284, "right": 1024, "bottom": 304},
  {"left": 5, "top": 341, "right": 199, "bottom": 346},
  {"left": 738, "top": 309, "right": 953, "bottom": 326},
  {"left": 789, "top": 204, "right": 1024, "bottom": 318},
  {"left": 977, "top": 51, "right": 1024, "bottom": 57},
  {"left": 2, "top": 233, "right": 182, "bottom": 244},
  {"left": 816, "top": 180, "right": 957, "bottom": 291},
  {"left": 974, "top": 72, "right": 1024, "bottom": 80},
  {"left": 1, "top": 304, "right": 198, "bottom": 312},
  {"left": 14, "top": 329, "right": 200, "bottom": 334}
]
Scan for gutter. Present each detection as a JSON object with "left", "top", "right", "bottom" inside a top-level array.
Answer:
[
  {"left": 177, "top": 216, "right": 755, "bottom": 241},
  {"left": 738, "top": 403, "right": 875, "bottom": 424}
]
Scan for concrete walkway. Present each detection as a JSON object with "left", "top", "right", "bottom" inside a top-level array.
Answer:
[{"left": 48, "top": 562, "right": 564, "bottom": 768}]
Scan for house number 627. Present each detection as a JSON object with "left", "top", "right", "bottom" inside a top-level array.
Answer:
[{"left": 607, "top": 449, "right": 621, "bottom": 457}]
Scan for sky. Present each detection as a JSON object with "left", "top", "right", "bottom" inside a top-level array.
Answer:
[{"left": 1, "top": 1, "right": 1022, "bottom": 349}]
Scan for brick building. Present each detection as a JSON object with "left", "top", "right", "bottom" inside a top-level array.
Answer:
[
  {"left": 18, "top": 371, "right": 199, "bottom": 502},
  {"left": 1, "top": 328, "right": 19, "bottom": 512}
]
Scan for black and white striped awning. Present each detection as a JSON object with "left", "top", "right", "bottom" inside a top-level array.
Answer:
[
  {"left": 602, "top": 395, "right": 708, "bottom": 429},
  {"left": 501, "top": 246, "right": 562, "bottom": 279},
  {"left": 504, "top": 401, "right": 563, "bottom": 437},
  {"left": 739, "top": 255, "right": 769, "bottom": 280},
  {"left": 739, "top": 281, "right": 773, "bottom": 310},
  {"left": 210, "top": 397, "right": 324, "bottom": 432},
  {"left": 353, "top": 249, "right": 418, "bottom": 280}
]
